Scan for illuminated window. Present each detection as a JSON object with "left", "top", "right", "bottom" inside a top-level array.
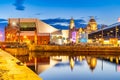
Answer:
[{"left": 23, "top": 35, "right": 27, "bottom": 39}]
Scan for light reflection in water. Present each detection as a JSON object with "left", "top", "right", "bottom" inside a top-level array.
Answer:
[{"left": 15, "top": 52, "right": 120, "bottom": 80}]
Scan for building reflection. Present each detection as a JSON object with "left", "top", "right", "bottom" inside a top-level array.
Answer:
[
  {"left": 79, "top": 56, "right": 85, "bottom": 62},
  {"left": 14, "top": 53, "right": 120, "bottom": 74},
  {"left": 86, "top": 56, "right": 97, "bottom": 71},
  {"left": 69, "top": 56, "right": 85, "bottom": 70},
  {"left": 116, "top": 57, "right": 119, "bottom": 64},
  {"left": 101, "top": 55, "right": 120, "bottom": 72},
  {"left": 117, "top": 65, "right": 120, "bottom": 72},
  {"left": 69, "top": 57, "right": 75, "bottom": 70}
]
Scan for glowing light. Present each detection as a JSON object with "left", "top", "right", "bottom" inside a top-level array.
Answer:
[
  {"left": 70, "top": 58, "right": 74, "bottom": 70},
  {"left": 0, "top": 34, "right": 2, "bottom": 37},
  {"left": 72, "top": 31, "right": 76, "bottom": 43},
  {"left": 104, "top": 40, "right": 109, "bottom": 44},
  {"left": 90, "top": 58, "right": 97, "bottom": 68},
  {"left": 79, "top": 56, "right": 83, "bottom": 62},
  {"left": 110, "top": 57, "right": 113, "bottom": 62},
  {"left": 116, "top": 57, "right": 119, "bottom": 64},
  {"left": 88, "top": 39, "right": 92, "bottom": 43},
  {"left": 110, "top": 31, "right": 113, "bottom": 33},
  {"left": 12, "top": 22, "right": 17, "bottom": 26},
  {"left": 118, "top": 40, "right": 120, "bottom": 44},
  {"left": 23, "top": 35, "right": 27, "bottom": 38},
  {"left": 99, "top": 38, "right": 101, "bottom": 41},
  {"left": 80, "top": 38, "right": 87, "bottom": 43}
]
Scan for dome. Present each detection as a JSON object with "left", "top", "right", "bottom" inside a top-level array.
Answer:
[
  {"left": 89, "top": 58, "right": 97, "bottom": 71},
  {"left": 70, "top": 18, "right": 74, "bottom": 23},
  {"left": 89, "top": 18, "right": 96, "bottom": 22}
]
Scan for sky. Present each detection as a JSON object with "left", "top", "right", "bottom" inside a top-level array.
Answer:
[{"left": 0, "top": 0, "right": 120, "bottom": 25}]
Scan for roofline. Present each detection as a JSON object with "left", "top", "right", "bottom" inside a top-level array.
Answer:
[{"left": 89, "top": 22, "right": 120, "bottom": 34}]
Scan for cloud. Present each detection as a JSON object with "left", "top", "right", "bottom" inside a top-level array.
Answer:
[
  {"left": 0, "top": 19, "right": 7, "bottom": 23},
  {"left": 52, "top": 22, "right": 69, "bottom": 26},
  {"left": 42, "top": 18, "right": 86, "bottom": 24},
  {"left": 13, "top": 0, "right": 25, "bottom": 11},
  {"left": 42, "top": 18, "right": 87, "bottom": 29}
]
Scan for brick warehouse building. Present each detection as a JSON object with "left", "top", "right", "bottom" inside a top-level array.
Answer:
[{"left": 5, "top": 18, "right": 59, "bottom": 45}]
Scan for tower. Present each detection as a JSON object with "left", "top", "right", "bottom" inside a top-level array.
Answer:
[
  {"left": 89, "top": 17, "right": 97, "bottom": 31},
  {"left": 69, "top": 17, "right": 76, "bottom": 43},
  {"left": 87, "top": 16, "right": 97, "bottom": 33},
  {"left": 69, "top": 17, "right": 75, "bottom": 29}
]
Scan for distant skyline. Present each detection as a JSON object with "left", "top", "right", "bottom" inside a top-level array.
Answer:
[{"left": 0, "top": 0, "right": 120, "bottom": 25}]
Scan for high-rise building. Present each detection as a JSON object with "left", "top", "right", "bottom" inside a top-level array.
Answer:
[{"left": 69, "top": 17, "right": 77, "bottom": 43}]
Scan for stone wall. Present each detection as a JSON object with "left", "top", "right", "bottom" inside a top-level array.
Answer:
[
  {"left": 29, "top": 45, "right": 120, "bottom": 52},
  {"left": 5, "top": 48, "right": 29, "bottom": 55}
]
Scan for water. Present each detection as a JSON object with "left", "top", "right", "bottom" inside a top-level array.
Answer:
[{"left": 15, "top": 52, "right": 120, "bottom": 80}]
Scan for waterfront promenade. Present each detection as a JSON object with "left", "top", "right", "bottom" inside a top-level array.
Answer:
[
  {"left": 0, "top": 49, "right": 42, "bottom": 80},
  {"left": 4, "top": 44, "right": 120, "bottom": 56},
  {"left": 29, "top": 45, "right": 120, "bottom": 52}
]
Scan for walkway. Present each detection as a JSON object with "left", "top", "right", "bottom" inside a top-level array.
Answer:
[{"left": 0, "top": 49, "right": 42, "bottom": 80}]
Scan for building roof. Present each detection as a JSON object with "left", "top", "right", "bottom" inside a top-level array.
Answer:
[
  {"left": 36, "top": 19, "right": 59, "bottom": 33},
  {"left": 51, "top": 30, "right": 62, "bottom": 35},
  {"left": 89, "top": 19, "right": 96, "bottom": 22},
  {"left": 89, "top": 22, "right": 120, "bottom": 34},
  {"left": 8, "top": 18, "right": 59, "bottom": 34}
]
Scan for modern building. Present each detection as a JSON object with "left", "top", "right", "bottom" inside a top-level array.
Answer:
[
  {"left": 5, "top": 18, "right": 59, "bottom": 45},
  {"left": 88, "top": 22, "right": 120, "bottom": 45}
]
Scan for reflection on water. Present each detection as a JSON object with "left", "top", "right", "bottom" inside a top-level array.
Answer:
[{"left": 15, "top": 52, "right": 120, "bottom": 80}]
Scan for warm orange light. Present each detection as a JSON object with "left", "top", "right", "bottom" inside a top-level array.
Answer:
[
  {"left": 104, "top": 40, "right": 109, "bottom": 44},
  {"left": 70, "top": 58, "right": 74, "bottom": 70},
  {"left": 90, "top": 58, "right": 97, "bottom": 68},
  {"left": 8, "top": 34, "right": 10, "bottom": 36},
  {"left": 79, "top": 56, "right": 83, "bottom": 62},
  {"left": 99, "top": 38, "right": 101, "bottom": 41},
  {"left": 110, "top": 57, "right": 113, "bottom": 62},
  {"left": 116, "top": 57, "right": 119, "bottom": 64},
  {"left": 23, "top": 35, "right": 27, "bottom": 38},
  {"left": 12, "top": 22, "right": 17, "bottom": 26}
]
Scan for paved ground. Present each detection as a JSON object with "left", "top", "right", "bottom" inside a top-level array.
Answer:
[{"left": 0, "top": 49, "right": 42, "bottom": 80}]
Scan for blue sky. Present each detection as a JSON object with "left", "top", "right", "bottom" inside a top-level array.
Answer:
[{"left": 0, "top": 0, "right": 120, "bottom": 25}]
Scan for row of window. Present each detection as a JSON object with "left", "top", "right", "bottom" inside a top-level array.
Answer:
[
  {"left": 88, "top": 25, "right": 120, "bottom": 39},
  {"left": 20, "top": 27, "right": 36, "bottom": 31}
]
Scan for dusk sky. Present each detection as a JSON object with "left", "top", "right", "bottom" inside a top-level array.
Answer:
[{"left": 0, "top": 0, "right": 120, "bottom": 25}]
